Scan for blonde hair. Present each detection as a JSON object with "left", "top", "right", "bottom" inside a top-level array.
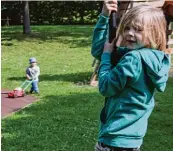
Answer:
[{"left": 117, "top": 4, "right": 167, "bottom": 52}]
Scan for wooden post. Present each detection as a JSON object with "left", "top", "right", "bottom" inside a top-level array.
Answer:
[{"left": 90, "top": 60, "right": 100, "bottom": 87}]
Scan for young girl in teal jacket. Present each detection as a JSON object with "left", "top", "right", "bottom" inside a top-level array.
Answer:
[{"left": 92, "top": 1, "right": 171, "bottom": 151}]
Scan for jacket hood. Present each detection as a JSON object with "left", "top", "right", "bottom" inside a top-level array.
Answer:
[{"left": 138, "top": 48, "right": 171, "bottom": 92}]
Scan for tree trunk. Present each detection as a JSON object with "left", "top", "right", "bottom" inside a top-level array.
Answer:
[{"left": 23, "top": 1, "right": 31, "bottom": 34}]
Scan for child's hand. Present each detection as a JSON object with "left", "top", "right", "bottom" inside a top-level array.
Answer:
[
  {"left": 102, "top": 0, "right": 118, "bottom": 17},
  {"left": 103, "top": 40, "right": 115, "bottom": 53},
  {"left": 26, "top": 74, "right": 31, "bottom": 80},
  {"left": 27, "top": 77, "right": 31, "bottom": 80}
]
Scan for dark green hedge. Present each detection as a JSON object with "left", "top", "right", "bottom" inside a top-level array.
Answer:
[{"left": 1, "top": 1, "right": 103, "bottom": 25}]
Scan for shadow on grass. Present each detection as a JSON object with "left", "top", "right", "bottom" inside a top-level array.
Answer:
[
  {"left": 1, "top": 25, "right": 93, "bottom": 48},
  {"left": 1, "top": 92, "right": 102, "bottom": 151},
  {"left": 2, "top": 78, "right": 173, "bottom": 151},
  {"left": 8, "top": 71, "right": 92, "bottom": 83}
]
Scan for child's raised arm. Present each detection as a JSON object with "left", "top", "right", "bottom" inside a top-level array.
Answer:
[{"left": 91, "top": 0, "right": 117, "bottom": 61}]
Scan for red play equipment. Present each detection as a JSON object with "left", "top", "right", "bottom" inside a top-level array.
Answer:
[{"left": 8, "top": 80, "right": 33, "bottom": 98}]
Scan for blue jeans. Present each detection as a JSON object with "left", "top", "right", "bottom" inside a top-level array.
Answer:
[{"left": 30, "top": 80, "right": 39, "bottom": 93}]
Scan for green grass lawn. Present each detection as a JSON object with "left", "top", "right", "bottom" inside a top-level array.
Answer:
[{"left": 1, "top": 25, "right": 173, "bottom": 151}]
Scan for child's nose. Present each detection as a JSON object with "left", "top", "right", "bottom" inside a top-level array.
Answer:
[
  {"left": 128, "top": 29, "right": 135, "bottom": 36},
  {"left": 127, "top": 28, "right": 135, "bottom": 36}
]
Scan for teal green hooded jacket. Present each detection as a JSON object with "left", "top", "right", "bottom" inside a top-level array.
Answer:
[{"left": 91, "top": 15, "right": 171, "bottom": 148}]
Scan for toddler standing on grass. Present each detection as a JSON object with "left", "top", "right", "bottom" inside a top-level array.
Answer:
[
  {"left": 26, "top": 57, "right": 40, "bottom": 94},
  {"left": 92, "top": 1, "right": 171, "bottom": 151}
]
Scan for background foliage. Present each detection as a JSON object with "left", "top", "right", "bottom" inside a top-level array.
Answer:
[{"left": 1, "top": 1, "right": 102, "bottom": 25}]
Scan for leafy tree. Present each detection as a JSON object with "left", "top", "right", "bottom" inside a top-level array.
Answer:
[{"left": 1, "top": 1, "right": 102, "bottom": 25}]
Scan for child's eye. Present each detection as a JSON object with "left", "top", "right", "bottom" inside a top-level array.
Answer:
[
  {"left": 137, "top": 28, "right": 143, "bottom": 32},
  {"left": 135, "top": 27, "right": 143, "bottom": 32},
  {"left": 124, "top": 26, "right": 130, "bottom": 31}
]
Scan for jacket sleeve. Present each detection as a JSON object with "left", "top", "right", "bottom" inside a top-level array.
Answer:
[
  {"left": 98, "top": 51, "right": 141, "bottom": 97},
  {"left": 91, "top": 14, "right": 130, "bottom": 66},
  {"left": 91, "top": 14, "right": 109, "bottom": 61},
  {"left": 26, "top": 68, "right": 31, "bottom": 79}
]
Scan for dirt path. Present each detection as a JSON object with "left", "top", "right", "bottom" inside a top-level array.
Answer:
[{"left": 1, "top": 89, "right": 37, "bottom": 118}]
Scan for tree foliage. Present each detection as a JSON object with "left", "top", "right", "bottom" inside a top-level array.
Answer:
[{"left": 1, "top": 1, "right": 102, "bottom": 25}]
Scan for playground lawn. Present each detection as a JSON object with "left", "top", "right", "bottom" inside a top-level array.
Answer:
[{"left": 1, "top": 25, "right": 173, "bottom": 151}]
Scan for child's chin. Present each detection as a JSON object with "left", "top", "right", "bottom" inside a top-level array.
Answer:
[
  {"left": 126, "top": 45, "right": 135, "bottom": 50},
  {"left": 126, "top": 44, "right": 143, "bottom": 50}
]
